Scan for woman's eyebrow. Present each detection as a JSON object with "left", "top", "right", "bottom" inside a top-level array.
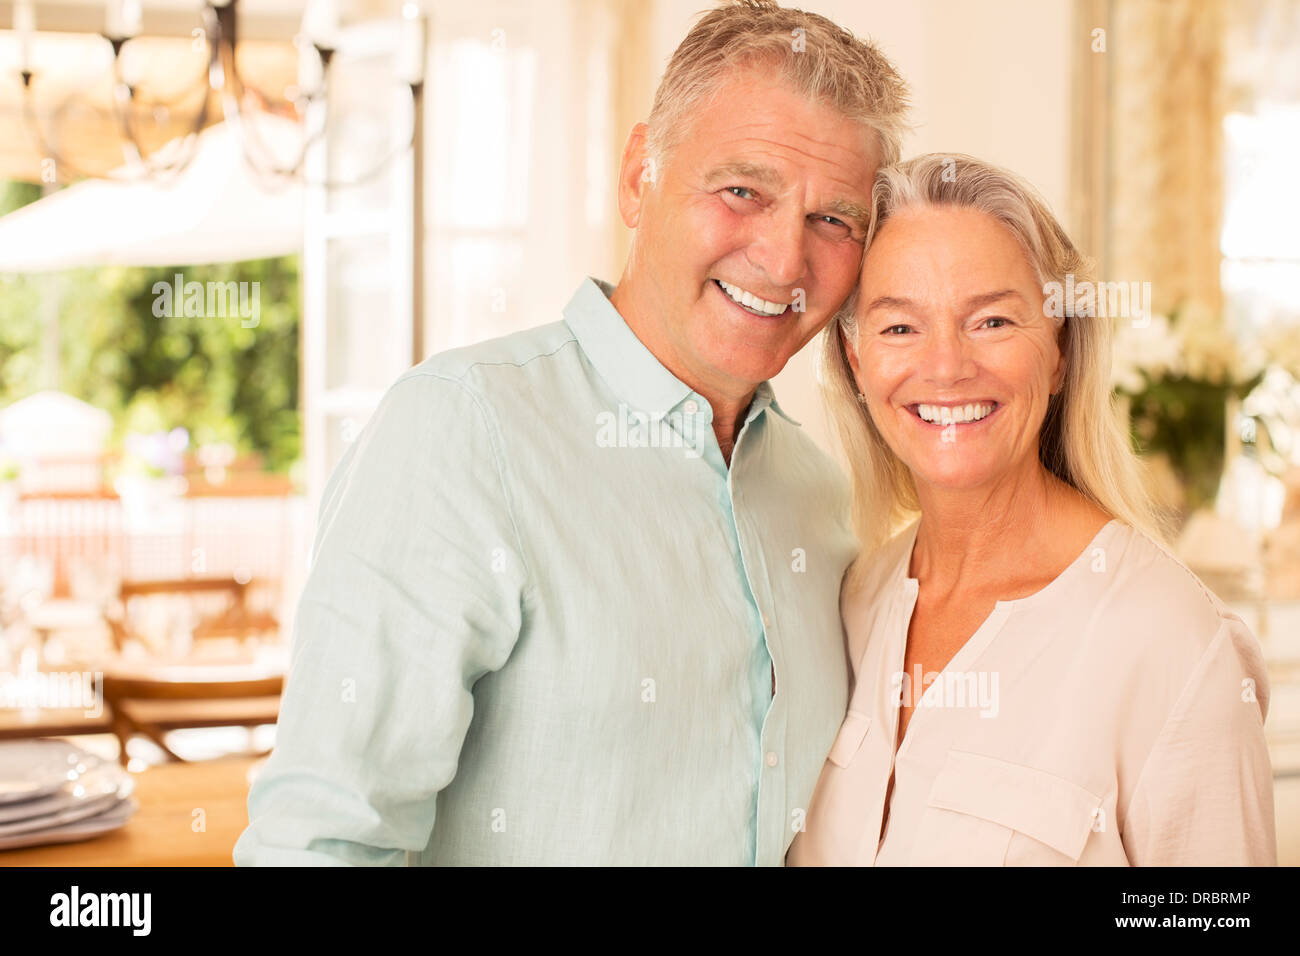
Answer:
[
  {"left": 862, "top": 295, "right": 921, "bottom": 316},
  {"left": 963, "top": 289, "right": 1024, "bottom": 310},
  {"left": 862, "top": 289, "right": 1025, "bottom": 316}
]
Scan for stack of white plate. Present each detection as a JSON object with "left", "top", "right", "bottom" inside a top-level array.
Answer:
[{"left": 0, "top": 740, "right": 138, "bottom": 851}]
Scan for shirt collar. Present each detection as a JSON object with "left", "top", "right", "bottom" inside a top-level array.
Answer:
[
  {"left": 563, "top": 277, "right": 801, "bottom": 426},
  {"left": 751, "top": 380, "right": 801, "bottom": 427}
]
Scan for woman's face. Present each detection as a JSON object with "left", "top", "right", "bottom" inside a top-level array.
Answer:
[{"left": 843, "top": 205, "right": 1065, "bottom": 494}]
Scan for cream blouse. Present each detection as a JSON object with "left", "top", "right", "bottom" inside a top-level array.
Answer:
[{"left": 788, "top": 519, "right": 1277, "bottom": 866}]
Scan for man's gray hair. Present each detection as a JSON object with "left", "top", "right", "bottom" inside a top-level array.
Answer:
[{"left": 646, "top": 0, "right": 910, "bottom": 171}]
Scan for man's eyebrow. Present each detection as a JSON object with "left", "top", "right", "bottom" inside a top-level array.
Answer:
[
  {"left": 703, "top": 162, "right": 869, "bottom": 229},
  {"left": 702, "top": 162, "right": 784, "bottom": 188},
  {"left": 825, "top": 198, "right": 870, "bottom": 230},
  {"left": 862, "top": 289, "right": 1025, "bottom": 316}
]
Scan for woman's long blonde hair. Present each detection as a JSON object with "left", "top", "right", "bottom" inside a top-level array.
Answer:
[{"left": 821, "top": 153, "right": 1166, "bottom": 582}]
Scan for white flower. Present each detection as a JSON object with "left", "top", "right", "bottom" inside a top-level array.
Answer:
[
  {"left": 1179, "top": 302, "right": 1244, "bottom": 385},
  {"left": 1110, "top": 313, "right": 1183, "bottom": 391}
]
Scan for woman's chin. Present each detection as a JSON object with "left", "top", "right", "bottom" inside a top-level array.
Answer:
[{"left": 907, "top": 463, "right": 1007, "bottom": 495}]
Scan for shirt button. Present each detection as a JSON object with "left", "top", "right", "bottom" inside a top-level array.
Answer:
[
  {"left": 683, "top": 399, "right": 699, "bottom": 414},
  {"left": 765, "top": 752, "right": 779, "bottom": 768},
  {"left": 762, "top": 615, "right": 771, "bottom": 628}
]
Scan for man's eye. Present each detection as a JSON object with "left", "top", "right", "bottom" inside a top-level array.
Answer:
[
  {"left": 811, "top": 214, "right": 854, "bottom": 240},
  {"left": 981, "top": 316, "right": 1011, "bottom": 329},
  {"left": 726, "top": 186, "right": 755, "bottom": 200}
]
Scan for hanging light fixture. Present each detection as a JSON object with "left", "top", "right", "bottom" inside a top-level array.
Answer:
[{"left": 16, "top": 0, "right": 424, "bottom": 188}]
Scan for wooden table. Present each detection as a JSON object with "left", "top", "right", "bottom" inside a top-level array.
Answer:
[
  {"left": 0, "top": 707, "right": 113, "bottom": 740},
  {"left": 0, "top": 755, "right": 258, "bottom": 866}
]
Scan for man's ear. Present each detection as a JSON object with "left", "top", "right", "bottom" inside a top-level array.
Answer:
[{"left": 617, "top": 123, "right": 653, "bottom": 229}]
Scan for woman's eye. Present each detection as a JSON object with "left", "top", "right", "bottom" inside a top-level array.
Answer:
[{"left": 882, "top": 324, "right": 912, "bottom": 335}]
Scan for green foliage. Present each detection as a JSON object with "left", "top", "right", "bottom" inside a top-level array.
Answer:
[
  {"left": 0, "top": 256, "right": 300, "bottom": 473},
  {"left": 1124, "top": 371, "right": 1263, "bottom": 513},
  {"left": 0, "top": 181, "right": 42, "bottom": 218}
]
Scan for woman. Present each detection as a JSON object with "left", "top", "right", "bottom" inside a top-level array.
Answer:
[{"left": 788, "top": 154, "right": 1276, "bottom": 866}]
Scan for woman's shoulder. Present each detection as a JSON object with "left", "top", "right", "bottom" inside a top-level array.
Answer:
[
  {"left": 1096, "top": 521, "right": 1226, "bottom": 623},
  {"left": 1085, "top": 520, "right": 1264, "bottom": 681}
]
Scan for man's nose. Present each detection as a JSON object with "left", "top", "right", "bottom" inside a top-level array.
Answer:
[{"left": 747, "top": 211, "right": 807, "bottom": 288}]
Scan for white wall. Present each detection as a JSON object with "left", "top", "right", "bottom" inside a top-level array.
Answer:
[{"left": 638, "top": 0, "right": 1075, "bottom": 454}]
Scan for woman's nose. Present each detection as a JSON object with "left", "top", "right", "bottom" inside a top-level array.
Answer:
[{"left": 923, "top": 327, "right": 974, "bottom": 383}]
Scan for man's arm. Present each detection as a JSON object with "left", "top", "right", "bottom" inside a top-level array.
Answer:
[{"left": 234, "top": 370, "right": 529, "bottom": 865}]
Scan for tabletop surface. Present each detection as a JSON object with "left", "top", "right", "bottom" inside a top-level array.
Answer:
[{"left": 0, "top": 755, "right": 257, "bottom": 866}]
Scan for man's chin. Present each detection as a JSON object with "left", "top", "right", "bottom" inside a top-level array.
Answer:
[
  {"left": 705, "top": 351, "right": 796, "bottom": 389},
  {"left": 709, "top": 328, "right": 825, "bottom": 383}
]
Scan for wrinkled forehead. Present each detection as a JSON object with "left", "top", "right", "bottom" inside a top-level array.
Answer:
[
  {"left": 672, "top": 75, "right": 880, "bottom": 181},
  {"left": 856, "top": 208, "right": 1048, "bottom": 314}
]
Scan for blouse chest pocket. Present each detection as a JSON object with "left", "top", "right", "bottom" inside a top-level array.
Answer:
[
  {"left": 911, "top": 750, "right": 1104, "bottom": 866},
  {"left": 826, "top": 711, "right": 871, "bottom": 768}
]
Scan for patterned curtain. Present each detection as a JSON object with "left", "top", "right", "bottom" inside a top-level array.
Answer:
[{"left": 1106, "top": 0, "right": 1228, "bottom": 318}]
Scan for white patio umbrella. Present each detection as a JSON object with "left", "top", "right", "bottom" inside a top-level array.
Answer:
[{"left": 0, "top": 116, "right": 305, "bottom": 272}]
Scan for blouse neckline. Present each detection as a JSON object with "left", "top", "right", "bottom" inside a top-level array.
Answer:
[{"left": 895, "top": 517, "right": 1123, "bottom": 612}]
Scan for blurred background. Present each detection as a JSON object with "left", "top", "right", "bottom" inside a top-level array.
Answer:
[{"left": 0, "top": 0, "right": 1296, "bottom": 864}]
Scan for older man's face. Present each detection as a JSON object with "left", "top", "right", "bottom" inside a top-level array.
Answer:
[{"left": 621, "top": 73, "right": 878, "bottom": 395}]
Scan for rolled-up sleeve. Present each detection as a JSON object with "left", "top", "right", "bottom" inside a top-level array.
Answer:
[
  {"left": 233, "top": 371, "right": 529, "bottom": 865},
  {"left": 1121, "top": 617, "right": 1277, "bottom": 866}
]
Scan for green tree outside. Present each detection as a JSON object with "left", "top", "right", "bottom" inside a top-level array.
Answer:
[{"left": 0, "top": 178, "right": 300, "bottom": 475}]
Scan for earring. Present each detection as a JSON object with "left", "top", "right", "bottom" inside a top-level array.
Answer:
[{"left": 856, "top": 392, "right": 868, "bottom": 404}]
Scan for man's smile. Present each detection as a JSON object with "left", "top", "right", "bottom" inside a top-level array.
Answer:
[{"left": 711, "top": 278, "right": 791, "bottom": 317}]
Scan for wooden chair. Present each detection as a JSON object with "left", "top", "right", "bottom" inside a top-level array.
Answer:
[
  {"left": 105, "top": 577, "right": 280, "bottom": 652},
  {"left": 101, "top": 667, "right": 284, "bottom": 767}
]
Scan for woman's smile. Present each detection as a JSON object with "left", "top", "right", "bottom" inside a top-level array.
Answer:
[{"left": 903, "top": 401, "right": 1001, "bottom": 428}]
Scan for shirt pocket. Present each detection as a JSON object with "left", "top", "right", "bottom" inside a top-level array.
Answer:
[
  {"left": 826, "top": 711, "right": 872, "bottom": 768},
  {"left": 913, "top": 750, "right": 1104, "bottom": 866}
]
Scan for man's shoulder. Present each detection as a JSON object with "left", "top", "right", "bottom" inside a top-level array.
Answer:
[
  {"left": 359, "top": 321, "right": 581, "bottom": 451},
  {"left": 401, "top": 320, "right": 579, "bottom": 388}
]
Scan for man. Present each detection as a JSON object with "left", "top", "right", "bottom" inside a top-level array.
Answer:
[{"left": 235, "top": 0, "right": 908, "bottom": 866}]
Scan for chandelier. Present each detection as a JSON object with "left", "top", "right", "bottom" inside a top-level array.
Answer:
[{"left": 15, "top": 0, "right": 426, "bottom": 187}]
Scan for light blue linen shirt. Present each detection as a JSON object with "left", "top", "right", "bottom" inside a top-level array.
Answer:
[{"left": 234, "top": 277, "right": 857, "bottom": 866}]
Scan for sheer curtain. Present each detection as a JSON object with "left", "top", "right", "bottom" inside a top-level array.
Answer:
[
  {"left": 302, "top": 0, "right": 634, "bottom": 513},
  {"left": 420, "top": 0, "right": 628, "bottom": 356}
]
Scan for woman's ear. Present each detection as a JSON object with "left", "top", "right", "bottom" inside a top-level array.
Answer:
[
  {"left": 1050, "top": 323, "right": 1068, "bottom": 395},
  {"left": 840, "top": 322, "right": 864, "bottom": 384},
  {"left": 616, "top": 123, "right": 652, "bottom": 229}
]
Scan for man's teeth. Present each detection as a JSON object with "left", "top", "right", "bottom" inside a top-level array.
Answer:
[
  {"left": 916, "top": 403, "right": 995, "bottom": 425},
  {"left": 718, "top": 280, "right": 787, "bottom": 316}
]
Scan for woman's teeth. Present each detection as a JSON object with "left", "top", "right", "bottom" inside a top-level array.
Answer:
[
  {"left": 916, "top": 402, "right": 995, "bottom": 425},
  {"left": 716, "top": 279, "right": 788, "bottom": 316}
]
